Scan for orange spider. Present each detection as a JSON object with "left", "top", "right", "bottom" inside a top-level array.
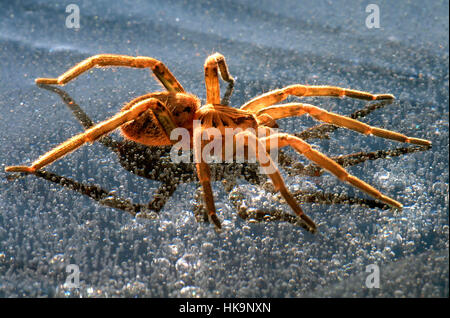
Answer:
[{"left": 5, "top": 53, "right": 431, "bottom": 233}]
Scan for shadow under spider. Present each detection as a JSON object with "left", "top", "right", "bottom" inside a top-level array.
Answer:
[{"left": 8, "top": 83, "right": 431, "bottom": 231}]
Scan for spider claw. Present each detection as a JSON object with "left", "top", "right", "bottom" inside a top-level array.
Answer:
[
  {"left": 5, "top": 166, "right": 35, "bottom": 173},
  {"left": 299, "top": 214, "right": 317, "bottom": 234},
  {"left": 209, "top": 213, "right": 222, "bottom": 229},
  {"left": 407, "top": 137, "right": 432, "bottom": 147},
  {"left": 383, "top": 197, "right": 403, "bottom": 209},
  {"left": 35, "top": 78, "right": 59, "bottom": 85},
  {"left": 374, "top": 94, "right": 395, "bottom": 100}
]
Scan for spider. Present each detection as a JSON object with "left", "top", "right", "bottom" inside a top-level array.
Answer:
[{"left": 5, "top": 53, "right": 431, "bottom": 233}]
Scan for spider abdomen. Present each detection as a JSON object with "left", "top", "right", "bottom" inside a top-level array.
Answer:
[{"left": 120, "top": 91, "right": 200, "bottom": 146}]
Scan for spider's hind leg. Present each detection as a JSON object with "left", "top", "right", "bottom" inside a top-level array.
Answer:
[
  {"left": 5, "top": 98, "right": 172, "bottom": 173},
  {"left": 260, "top": 133, "right": 403, "bottom": 209}
]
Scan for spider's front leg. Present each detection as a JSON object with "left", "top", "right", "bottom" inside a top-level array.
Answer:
[
  {"left": 192, "top": 125, "right": 317, "bottom": 231},
  {"left": 193, "top": 126, "right": 223, "bottom": 228},
  {"left": 241, "top": 84, "right": 394, "bottom": 112},
  {"left": 36, "top": 54, "right": 185, "bottom": 93},
  {"left": 256, "top": 103, "right": 431, "bottom": 146},
  {"left": 234, "top": 131, "right": 318, "bottom": 232},
  {"left": 5, "top": 98, "right": 172, "bottom": 173}
]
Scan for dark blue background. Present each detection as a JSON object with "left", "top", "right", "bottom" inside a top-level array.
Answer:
[{"left": 0, "top": 0, "right": 448, "bottom": 297}]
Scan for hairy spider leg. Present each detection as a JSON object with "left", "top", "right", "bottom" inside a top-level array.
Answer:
[
  {"left": 5, "top": 98, "right": 175, "bottom": 173},
  {"left": 234, "top": 131, "right": 317, "bottom": 232},
  {"left": 192, "top": 125, "right": 223, "bottom": 228},
  {"left": 35, "top": 54, "right": 185, "bottom": 93},
  {"left": 255, "top": 103, "right": 431, "bottom": 146},
  {"left": 260, "top": 133, "right": 403, "bottom": 209},
  {"left": 193, "top": 122, "right": 317, "bottom": 232},
  {"left": 241, "top": 84, "right": 395, "bottom": 113},
  {"left": 204, "top": 53, "right": 235, "bottom": 105}
]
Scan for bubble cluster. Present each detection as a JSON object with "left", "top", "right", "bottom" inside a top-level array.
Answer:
[{"left": 0, "top": 0, "right": 448, "bottom": 298}]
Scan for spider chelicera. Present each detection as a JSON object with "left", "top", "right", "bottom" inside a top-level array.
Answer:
[{"left": 5, "top": 53, "right": 431, "bottom": 232}]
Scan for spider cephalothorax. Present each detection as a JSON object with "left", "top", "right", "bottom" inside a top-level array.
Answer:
[{"left": 5, "top": 53, "right": 431, "bottom": 233}]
